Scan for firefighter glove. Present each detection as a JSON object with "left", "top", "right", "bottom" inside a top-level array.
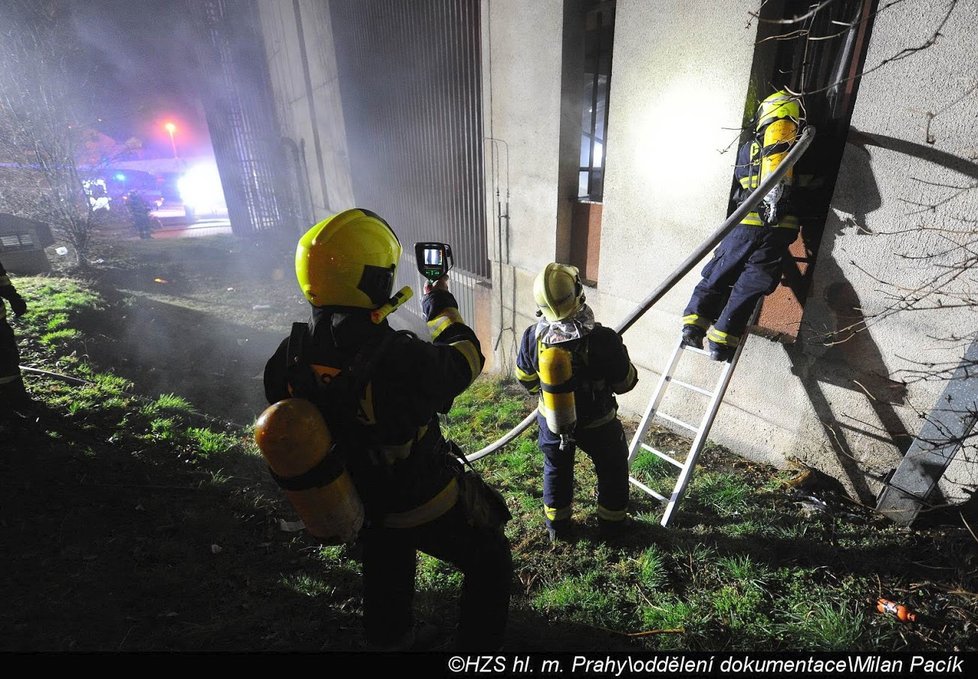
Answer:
[{"left": 10, "top": 293, "right": 27, "bottom": 317}]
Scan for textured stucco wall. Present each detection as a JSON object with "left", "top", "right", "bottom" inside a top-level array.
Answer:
[{"left": 796, "top": 0, "right": 978, "bottom": 501}]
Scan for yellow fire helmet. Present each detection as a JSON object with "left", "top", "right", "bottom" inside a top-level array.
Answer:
[
  {"left": 533, "top": 263, "right": 586, "bottom": 322},
  {"left": 757, "top": 90, "right": 802, "bottom": 130},
  {"left": 295, "top": 208, "right": 402, "bottom": 309}
]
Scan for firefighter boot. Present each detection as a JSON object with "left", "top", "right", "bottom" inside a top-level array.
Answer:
[
  {"left": 0, "top": 377, "right": 34, "bottom": 414},
  {"left": 547, "top": 519, "right": 572, "bottom": 545},
  {"left": 681, "top": 325, "right": 706, "bottom": 350},
  {"left": 598, "top": 517, "right": 631, "bottom": 542},
  {"left": 707, "top": 340, "right": 736, "bottom": 363}
]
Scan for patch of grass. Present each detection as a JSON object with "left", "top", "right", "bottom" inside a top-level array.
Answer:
[
  {"left": 93, "top": 373, "right": 133, "bottom": 395},
  {"left": 443, "top": 376, "right": 535, "bottom": 453},
  {"left": 318, "top": 546, "right": 349, "bottom": 562},
  {"left": 101, "top": 396, "right": 129, "bottom": 410},
  {"left": 533, "top": 572, "right": 630, "bottom": 628},
  {"left": 186, "top": 427, "right": 236, "bottom": 459},
  {"left": 39, "top": 328, "right": 80, "bottom": 346},
  {"left": 721, "top": 516, "right": 776, "bottom": 537},
  {"left": 280, "top": 573, "right": 335, "bottom": 598},
  {"left": 638, "top": 595, "right": 698, "bottom": 633},
  {"left": 142, "top": 393, "right": 194, "bottom": 416},
  {"left": 717, "top": 554, "right": 770, "bottom": 592},
  {"left": 630, "top": 449, "right": 676, "bottom": 482},
  {"left": 45, "top": 312, "right": 70, "bottom": 332},
  {"left": 777, "top": 600, "right": 866, "bottom": 651},
  {"left": 496, "top": 440, "right": 538, "bottom": 478},
  {"left": 417, "top": 553, "right": 463, "bottom": 591},
  {"left": 636, "top": 545, "right": 669, "bottom": 590},
  {"left": 713, "top": 583, "right": 766, "bottom": 632},
  {"left": 207, "top": 468, "right": 231, "bottom": 486},
  {"left": 690, "top": 471, "right": 751, "bottom": 516},
  {"left": 147, "top": 417, "right": 179, "bottom": 442},
  {"left": 16, "top": 278, "right": 101, "bottom": 316}
]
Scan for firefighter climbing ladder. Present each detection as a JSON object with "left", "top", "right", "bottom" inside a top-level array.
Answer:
[
  {"left": 626, "top": 304, "right": 761, "bottom": 527},
  {"left": 467, "top": 126, "right": 815, "bottom": 527}
]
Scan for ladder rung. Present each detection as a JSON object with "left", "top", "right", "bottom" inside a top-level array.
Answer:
[
  {"left": 640, "top": 443, "right": 683, "bottom": 469},
  {"left": 629, "top": 476, "right": 667, "bottom": 502},
  {"left": 669, "top": 378, "right": 714, "bottom": 397},
  {"left": 682, "top": 346, "right": 711, "bottom": 357},
  {"left": 658, "top": 412, "right": 698, "bottom": 433}
]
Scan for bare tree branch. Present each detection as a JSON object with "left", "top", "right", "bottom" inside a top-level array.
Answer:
[
  {"left": 0, "top": 0, "right": 111, "bottom": 264},
  {"left": 754, "top": 0, "right": 843, "bottom": 25}
]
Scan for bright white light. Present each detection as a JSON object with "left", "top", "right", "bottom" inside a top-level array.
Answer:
[
  {"left": 177, "top": 163, "right": 228, "bottom": 216},
  {"left": 632, "top": 84, "right": 734, "bottom": 200}
]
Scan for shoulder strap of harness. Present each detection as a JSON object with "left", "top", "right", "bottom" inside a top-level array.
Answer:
[
  {"left": 285, "top": 321, "right": 406, "bottom": 401},
  {"left": 286, "top": 322, "right": 318, "bottom": 398},
  {"left": 343, "top": 330, "right": 401, "bottom": 397}
]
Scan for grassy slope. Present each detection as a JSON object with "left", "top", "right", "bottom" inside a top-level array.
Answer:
[{"left": 2, "top": 270, "right": 976, "bottom": 652}]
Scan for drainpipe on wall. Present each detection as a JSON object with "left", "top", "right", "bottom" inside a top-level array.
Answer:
[
  {"left": 293, "top": 0, "right": 331, "bottom": 213},
  {"left": 282, "top": 136, "right": 314, "bottom": 226}
]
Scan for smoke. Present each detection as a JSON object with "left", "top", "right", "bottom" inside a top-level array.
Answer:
[{"left": 66, "top": 0, "right": 210, "bottom": 156}]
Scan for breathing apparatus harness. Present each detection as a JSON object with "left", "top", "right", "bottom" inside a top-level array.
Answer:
[
  {"left": 284, "top": 316, "right": 412, "bottom": 462},
  {"left": 534, "top": 304, "right": 603, "bottom": 451},
  {"left": 740, "top": 91, "right": 807, "bottom": 226}
]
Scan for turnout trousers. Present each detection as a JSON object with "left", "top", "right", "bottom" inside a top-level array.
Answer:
[
  {"left": 360, "top": 498, "right": 512, "bottom": 650},
  {"left": 683, "top": 224, "right": 798, "bottom": 346},
  {"left": 0, "top": 318, "right": 26, "bottom": 406},
  {"left": 540, "top": 416, "right": 629, "bottom": 527}
]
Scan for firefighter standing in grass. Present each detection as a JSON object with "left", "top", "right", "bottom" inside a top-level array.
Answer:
[
  {"left": 262, "top": 208, "right": 512, "bottom": 650},
  {"left": 515, "top": 263, "right": 638, "bottom": 543},
  {"left": 681, "top": 90, "right": 805, "bottom": 361},
  {"left": 0, "top": 258, "right": 30, "bottom": 412}
]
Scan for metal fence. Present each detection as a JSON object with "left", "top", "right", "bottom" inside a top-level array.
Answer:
[
  {"left": 188, "top": 0, "right": 296, "bottom": 236},
  {"left": 328, "top": 0, "right": 488, "bottom": 285}
]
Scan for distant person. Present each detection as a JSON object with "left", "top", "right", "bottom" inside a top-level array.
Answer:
[
  {"left": 89, "top": 184, "right": 110, "bottom": 217},
  {"left": 515, "top": 263, "right": 638, "bottom": 543},
  {"left": 126, "top": 191, "right": 153, "bottom": 239},
  {"left": 0, "top": 258, "right": 30, "bottom": 412}
]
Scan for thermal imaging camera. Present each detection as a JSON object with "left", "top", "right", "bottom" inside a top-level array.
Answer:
[{"left": 415, "top": 242, "right": 454, "bottom": 282}]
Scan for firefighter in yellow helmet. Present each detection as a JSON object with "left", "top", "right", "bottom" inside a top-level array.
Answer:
[
  {"left": 682, "top": 90, "right": 805, "bottom": 361},
  {"left": 514, "top": 263, "right": 638, "bottom": 543},
  {"left": 263, "top": 208, "right": 511, "bottom": 650}
]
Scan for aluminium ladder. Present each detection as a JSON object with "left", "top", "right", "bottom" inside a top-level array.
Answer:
[{"left": 627, "top": 304, "right": 761, "bottom": 527}]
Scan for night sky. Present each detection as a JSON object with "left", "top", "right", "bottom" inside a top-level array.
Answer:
[{"left": 68, "top": 0, "right": 212, "bottom": 158}]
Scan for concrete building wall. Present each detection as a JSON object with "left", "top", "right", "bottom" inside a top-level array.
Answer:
[
  {"left": 257, "top": 0, "right": 355, "bottom": 223},
  {"left": 484, "top": 0, "right": 977, "bottom": 503},
  {"left": 483, "top": 0, "right": 761, "bottom": 422},
  {"left": 482, "top": 0, "right": 568, "bottom": 375}
]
